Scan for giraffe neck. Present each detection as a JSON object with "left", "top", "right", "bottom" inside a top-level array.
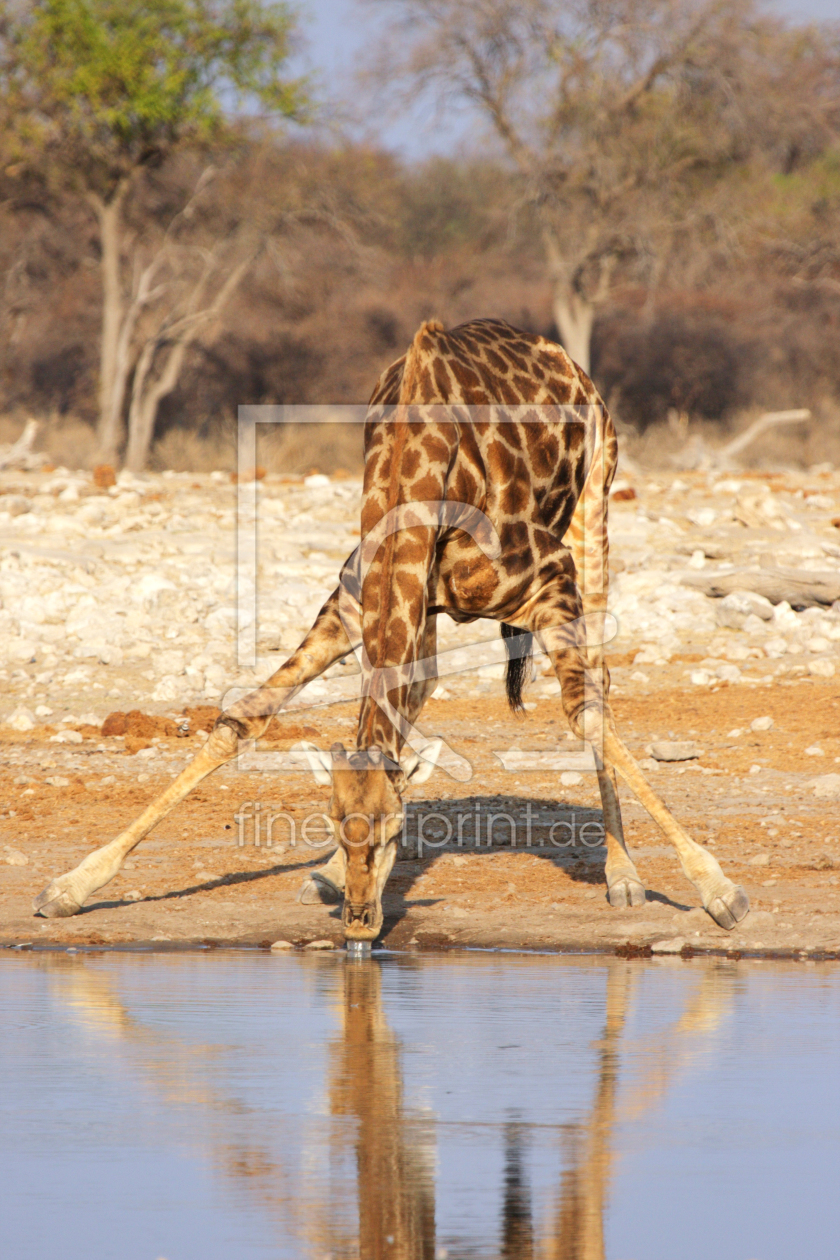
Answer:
[{"left": 357, "top": 322, "right": 455, "bottom": 760}]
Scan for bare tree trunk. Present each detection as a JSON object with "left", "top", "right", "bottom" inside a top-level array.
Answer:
[
  {"left": 124, "top": 248, "right": 257, "bottom": 472},
  {"left": 553, "top": 287, "right": 594, "bottom": 376},
  {"left": 124, "top": 335, "right": 190, "bottom": 472},
  {"left": 91, "top": 182, "right": 130, "bottom": 463}
]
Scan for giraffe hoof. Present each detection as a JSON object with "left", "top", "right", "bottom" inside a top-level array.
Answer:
[
  {"left": 607, "top": 878, "right": 647, "bottom": 909},
  {"left": 706, "top": 885, "right": 750, "bottom": 930},
  {"left": 298, "top": 872, "right": 343, "bottom": 905},
  {"left": 33, "top": 881, "right": 83, "bottom": 918}
]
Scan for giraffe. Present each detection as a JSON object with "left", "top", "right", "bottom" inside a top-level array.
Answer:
[{"left": 33, "top": 317, "right": 749, "bottom": 941}]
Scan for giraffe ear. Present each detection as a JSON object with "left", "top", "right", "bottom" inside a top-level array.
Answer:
[
  {"left": 295, "top": 741, "right": 332, "bottom": 786},
  {"left": 401, "top": 737, "right": 444, "bottom": 786}
]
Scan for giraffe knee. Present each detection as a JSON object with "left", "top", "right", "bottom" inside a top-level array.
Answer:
[
  {"left": 204, "top": 722, "right": 240, "bottom": 761},
  {"left": 578, "top": 707, "right": 605, "bottom": 743}
]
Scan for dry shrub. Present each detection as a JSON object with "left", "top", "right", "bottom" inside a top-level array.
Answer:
[
  {"left": 36, "top": 413, "right": 99, "bottom": 470},
  {"left": 148, "top": 421, "right": 238, "bottom": 473},
  {"left": 257, "top": 422, "right": 364, "bottom": 475}
]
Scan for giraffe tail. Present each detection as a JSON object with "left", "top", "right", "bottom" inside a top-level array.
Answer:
[{"left": 501, "top": 623, "right": 533, "bottom": 712}]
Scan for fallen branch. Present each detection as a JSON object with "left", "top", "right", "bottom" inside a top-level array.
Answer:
[
  {"left": 718, "top": 409, "right": 811, "bottom": 461},
  {"left": 0, "top": 418, "right": 44, "bottom": 470},
  {"left": 671, "top": 409, "right": 811, "bottom": 471},
  {"left": 681, "top": 566, "right": 840, "bottom": 609}
]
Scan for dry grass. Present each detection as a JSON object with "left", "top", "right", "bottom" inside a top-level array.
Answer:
[
  {"left": 7, "top": 400, "right": 837, "bottom": 479},
  {"left": 0, "top": 412, "right": 366, "bottom": 476},
  {"left": 620, "top": 404, "right": 840, "bottom": 472}
]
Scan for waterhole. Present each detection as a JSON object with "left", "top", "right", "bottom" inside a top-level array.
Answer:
[{"left": 1, "top": 950, "right": 838, "bottom": 1259}]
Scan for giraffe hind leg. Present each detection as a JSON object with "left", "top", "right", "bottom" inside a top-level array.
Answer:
[
  {"left": 597, "top": 766, "right": 646, "bottom": 909},
  {"left": 34, "top": 590, "right": 355, "bottom": 919}
]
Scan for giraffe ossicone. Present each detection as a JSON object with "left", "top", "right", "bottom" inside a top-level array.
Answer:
[{"left": 34, "top": 317, "right": 749, "bottom": 939}]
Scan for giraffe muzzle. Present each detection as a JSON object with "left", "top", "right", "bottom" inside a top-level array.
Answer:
[{"left": 343, "top": 900, "right": 381, "bottom": 941}]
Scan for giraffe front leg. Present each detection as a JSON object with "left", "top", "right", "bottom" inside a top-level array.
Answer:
[
  {"left": 536, "top": 623, "right": 643, "bottom": 909},
  {"left": 33, "top": 724, "right": 240, "bottom": 918},
  {"left": 34, "top": 589, "right": 355, "bottom": 919},
  {"left": 299, "top": 847, "right": 347, "bottom": 904},
  {"left": 600, "top": 724, "right": 749, "bottom": 929},
  {"left": 299, "top": 613, "right": 439, "bottom": 907},
  {"left": 541, "top": 635, "right": 747, "bottom": 928}
]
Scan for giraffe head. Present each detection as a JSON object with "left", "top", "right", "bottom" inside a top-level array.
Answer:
[{"left": 301, "top": 739, "right": 442, "bottom": 941}]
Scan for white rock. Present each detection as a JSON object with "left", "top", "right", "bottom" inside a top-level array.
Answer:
[
  {"left": 750, "top": 716, "right": 774, "bottom": 732},
  {"left": 4, "top": 847, "right": 28, "bottom": 865},
  {"left": 774, "top": 601, "right": 799, "bottom": 628},
  {"left": 44, "top": 776, "right": 70, "bottom": 787},
  {"left": 153, "top": 649, "right": 185, "bottom": 676},
  {"left": 742, "top": 613, "right": 768, "bottom": 635},
  {"left": 690, "top": 670, "right": 712, "bottom": 686},
  {"left": 305, "top": 938, "right": 335, "bottom": 949},
  {"left": 749, "top": 853, "right": 770, "bottom": 866},
  {"left": 49, "top": 730, "right": 83, "bottom": 744},
  {"left": 807, "top": 637, "right": 831, "bottom": 653},
  {"left": 812, "top": 774, "right": 840, "bottom": 798},
  {"left": 35, "top": 704, "right": 53, "bottom": 717},
  {"left": 303, "top": 474, "right": 330, "bottom": 488},
  {"left": 133, "top": 573, "right": 176, "bottom": 604},
  {"left": 561, "top": 771, "right": 583, "bottom": 786},
  {"left": 270, "top": 940, "right": 294, "bottom": 950},
  {"left": 3, "top": 494, "right": 31, "bottom": 516},
  {"left": 6, "top": 705, "right": 36, "bottom": 731},
  {"left": 652, "top": 937, "right": 686, "bottom": 954},
  {"left": 809, "top": 659, "right": 836, "bottom": 678},
  {"left": 151, "top": 675, "right": 184, "bottom": 703},
  {"left": 650, "top": 741, "right": 702, "bottom": 762},
  {"left": 18, "top": 595, "right": 47, "bottom": 624},
  {"left": 62, "top": 667, "right": 92, "bottom": 685},
  {"left": 763, "top": 637, "right": 788, "bottom": 658},
  {"left": 6, "top": 638, "right": 37, "bottom": 664},
  {"left": 716, "top": 663, "right": 742, "bottom": 682},
  {"left": 805, "top": 745, "right": 824, "bottom": 756},
  {"left": 204, "top": 663, "right": 228, "bottom": 690},
  {"left": 715, "top": 590, "right": 774, "bottom": 629},
  {"left": 688, "top": 549, "right": 706, "bottom": 569}
]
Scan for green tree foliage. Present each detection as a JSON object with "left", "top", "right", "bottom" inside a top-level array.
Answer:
[
  {"left": 0, "top": 0, "right": 308, "bottom": 462},
  {"left": 2, "top": 0, "right": 307, "bottom": 191}
]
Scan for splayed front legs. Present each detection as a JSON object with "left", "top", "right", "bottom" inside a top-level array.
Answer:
[
  {"left": 33, "top": 725, "right": 240, "bottom": 918},
  {"left": 33, "top": 591, "right": 355, "bottom": 919}
]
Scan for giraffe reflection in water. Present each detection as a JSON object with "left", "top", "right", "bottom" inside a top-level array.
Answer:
[{"left": 41, "top": 956, "right": 735, "bottom": 1259}]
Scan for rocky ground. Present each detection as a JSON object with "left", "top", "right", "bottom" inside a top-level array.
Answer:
[{"left": 2, "top": 460, "right": 840, "bottom": 958}]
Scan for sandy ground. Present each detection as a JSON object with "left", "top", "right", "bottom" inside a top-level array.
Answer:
[{"left": 2, "top": 464, "right": 840, "bottom": 958}]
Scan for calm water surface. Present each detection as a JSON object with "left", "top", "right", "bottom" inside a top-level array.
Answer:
[{"left": 1, "top": 950, "right": 838, "bottom": 1260}]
